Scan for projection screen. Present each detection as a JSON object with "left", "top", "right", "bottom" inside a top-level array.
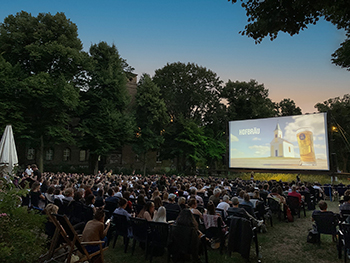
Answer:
[{"left": 229, "top": 113, "right": 329, "bottom": 171}]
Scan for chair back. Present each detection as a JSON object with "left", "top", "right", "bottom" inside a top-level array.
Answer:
[
  {"left": 104, "top": 200, "right": 119, "bottom": 219},
  {"left": 267, "top": 197, "right": 281, "bottom": 212},
  {"left": 341, "top": 209, "right": 350, "bottom": 222},
  {"left": 52, "top": 214, "right": 87, "bottom": 255},
  {"left": 340, "top": 223, "right": 350, "bottom": 250},
  {"left": 238, "top": 204, "right": 255, "bottom": 217},
  {"left": 130, "top": 217, "right": 149, "bottom": 243},
  {"left": 259, "top": 192, "right": 268, "bottom": 204},
  {"left": 287, "top": 196, "right": 300, "bottom": 208},
  {"left": 168, "top": 224, "right": 200, "bottom": 262},
  {"left": 148, "top": 221, "right": 170, "bottom": 247},
  {"left": 313, "top": 212, "right": 338, "bottom": 235},
  {"left": 112, "top": 213, "right": 129, "bottom": 237},
  {"left": 166, "top": 209, "right": 180, "bottom": 222},
  {"left": 203, "top": 214, "right": 222, "bottom": 239}
]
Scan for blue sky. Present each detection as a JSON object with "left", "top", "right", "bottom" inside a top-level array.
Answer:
[{"left": 1, "top": 0, "right": 349, "bottom": 113}]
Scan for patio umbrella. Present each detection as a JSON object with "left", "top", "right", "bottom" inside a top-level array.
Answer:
[{"left": 0, "top": 125, "right": 18, "bottom": 176}]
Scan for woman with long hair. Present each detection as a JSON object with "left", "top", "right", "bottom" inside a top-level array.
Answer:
[{"left": 137, "top": 201, "right": 156, "bottom": 221}]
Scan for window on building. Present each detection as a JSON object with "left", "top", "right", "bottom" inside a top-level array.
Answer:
[
  {"left": 45, "top": 149, "right": 54, "bottom": 161},
  {"left": 79, "top": 150, "right": 86, "bottom": 162},
  {"left": 27, "top": 148, "right": 35, "bottom": 160},
  {"left": 63, "top": 148, "right": 71, "bottom": 161}
]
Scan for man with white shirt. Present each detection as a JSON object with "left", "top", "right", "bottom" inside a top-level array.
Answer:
[{"left": 217, "top": 195, "right": 230, "bottom": 212}]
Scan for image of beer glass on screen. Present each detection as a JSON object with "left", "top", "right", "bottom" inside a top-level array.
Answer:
[{"left": 296, "top": 127, "right": 317, "bottom": 166}]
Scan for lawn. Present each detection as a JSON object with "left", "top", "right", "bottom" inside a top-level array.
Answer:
[{"left": 104, "top": 200, "right": 342, "bottom": 263}]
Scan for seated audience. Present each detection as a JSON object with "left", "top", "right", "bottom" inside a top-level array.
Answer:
[{"left": 82, "top": 208, "right": 110, "bottom": 254}]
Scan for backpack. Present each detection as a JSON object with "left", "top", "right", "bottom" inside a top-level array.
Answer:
[{"left": 307, "top": 229, "right": 319, "bottom": 243}]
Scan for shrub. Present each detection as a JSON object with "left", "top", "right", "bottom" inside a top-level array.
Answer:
[{"left": 0, "top": 176, "right": 46, "bottom": 263}]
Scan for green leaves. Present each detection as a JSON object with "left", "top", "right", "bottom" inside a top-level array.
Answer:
[{"left": 230, "top": 0, "right": 350, "bottom": 69}]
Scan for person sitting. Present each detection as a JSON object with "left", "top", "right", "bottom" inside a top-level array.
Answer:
[
  {"left": 165, "top": 193, "right": 181, "bottom": 212},
  {"left": 153, "top": 206, "right": 167, "bottom": 223},
  {"left": 43, "top": 203, "right": 59, "bottom": 239},
  {"left": 188, "top": 198, "right": 203, "bottom": 219},
  {"left": 209, "top": 188, "right": 221, "bottom": 207},
  {"left": 178, "top": 196, "right": 188, "bottom": 210},
  {"left": 216, "top": 195, "right": 230, "bottom": 217},
  {"left": 340, "top": 194, "right": 350, "bottom": 222},
  {"left": 288, "top": 185, "right": 302, "bottom": 204},
  {"left": 44, "top": 186, "right": 55, "bottom": 204},
  {"left": 154, "top": 196, "right": 163, "bottom": 211},
  {"left": 227, "top": 197, "right": 263, "bottom": 228},
  {"left": 312, "top": 200, "right": 335, "bottom": 220},
  {"left": 170, "top": 209, "right": 203, "bottom": 262},
  {"left": 137, "top": 201, "right": 156, "bottom": 221},
  {"left": 62, "top": 187, "right": 74, "bottom": 202},
  {"left": 29, "top": 181, "right": 45, "bottom": 209},
  {"left": 113, "top": 197, "right": 132, "bottom": 220},
  {"left": 85, "top": 194, "right": 97, "bottom": 215},
  {"left": 82, "top": 208, "right": 111, "bottom": 254}
]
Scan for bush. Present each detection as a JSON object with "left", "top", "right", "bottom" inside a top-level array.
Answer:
[{"left": 0, "top": 176, "right": 46, "bottom": 263}]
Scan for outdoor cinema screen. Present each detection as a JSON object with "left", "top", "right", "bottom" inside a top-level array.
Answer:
[{"left": 229, "top": 113, "right": 329, "bottom": 171}]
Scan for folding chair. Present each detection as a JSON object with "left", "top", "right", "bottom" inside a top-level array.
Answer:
[{"left": 50, "top": 214, "right": 108, "bottom": 263}]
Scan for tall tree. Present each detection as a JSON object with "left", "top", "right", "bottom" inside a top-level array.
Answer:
[
  {"left": 315, "top": 94, "right": 350, "bottom": 172},
  {"left": 153, "top": 62, "right": 223, "bottom": 122},
  {"left": 133, "top": 74, "right": 169, "bottom": 176},
  {"left": 221, "top": 79, "right": 276, "bottom": 121},
  {"left": 276, "top": 98, "right": 302, "bottom": 116},
  {"left": 229, "top": 0, "right": 350, "bottom": 70},
  {"left": 78, "top": 42, "right": 134, "bottom": 173},
  {"left": 153, "top": 62, "right": 224, "bottom": 172},
  {"left": 0, "top": 11, "right": 86, "bottom": 171}
]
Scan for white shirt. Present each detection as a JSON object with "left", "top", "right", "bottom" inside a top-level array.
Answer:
[{"left": 217, "top": 201, "right": 230, "bottom": 212}]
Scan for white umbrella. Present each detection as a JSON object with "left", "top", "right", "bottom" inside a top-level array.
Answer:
[{"left": 0, "top": 125, "right": 18, "bottom": 176}]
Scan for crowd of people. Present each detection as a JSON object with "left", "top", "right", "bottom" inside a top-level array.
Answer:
[{"left": 16, "top": 165, "right": 338, "bottom": 260}]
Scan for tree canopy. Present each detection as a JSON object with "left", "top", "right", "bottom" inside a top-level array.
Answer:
[
  {"left": 77, "top": 42, "right": 134, "bottom": 173},
  {"left": 0, "top": 11, "right": 85, "bottom": 170},
  {"left": 315, "top": 94, "right": 350, "bottom": 172},
  {"left": 133, "top": 74, "right": 169, "bottom": 175},
  {"left": 221, "top": 79, "right": 276, "bottom": 120},
  {"left": 229, "top": 0, "right": 350, "bottom": 70}
]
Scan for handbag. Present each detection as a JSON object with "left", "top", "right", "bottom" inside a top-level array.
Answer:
[{"left": 286, "top": 207, "right": 294, "bottom": 222}]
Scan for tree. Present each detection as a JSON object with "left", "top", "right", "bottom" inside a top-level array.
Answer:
[
  {"left": 221, "top": 79, "right": 276, "bottom": 121},
  {"left": 153, "top": 62, "right": 223, "bottom": 122},
  {"left": 229, "top": 0, "right": 350, "bottom": 70},
  {"left": 315, "top": 94, "right": 350, "bottom": 172},
  {"left": 276, "top": 98, "right": 302, "bottom": 116},
  {"left": 133, "top": 74, "right": 169, "bottom": 176},
  {"left": 78, "top": 42, "right": 134, "bottom": 173},
  {"left": 153, "top": 62, "right": 224, "bottom": 172},
  {"left": 0, "top": 11, "right": 86, "bottom": 171}
]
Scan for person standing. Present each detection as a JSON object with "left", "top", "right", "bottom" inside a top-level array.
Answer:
[{"left": 31, "top": 164, "right": 42, "bottom": 182}]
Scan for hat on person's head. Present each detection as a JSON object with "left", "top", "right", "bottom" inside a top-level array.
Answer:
[{"left": 169, "top": 193, "right": 176, "bottom": 200}]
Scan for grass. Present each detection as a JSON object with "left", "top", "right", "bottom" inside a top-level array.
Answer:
[{"left": 104, "top": 200, "right": 342, "bottom": 263}]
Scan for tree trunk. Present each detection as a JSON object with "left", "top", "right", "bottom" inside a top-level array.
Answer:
[
  {"left": 89, "top": 154, "right": 99, "bottom": 175},
  {"left": 343, "top": 155, "right": 348, "bottom": 173},
  {"left": 39, "top": 135, "right": 44, "bottom": 172}
]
